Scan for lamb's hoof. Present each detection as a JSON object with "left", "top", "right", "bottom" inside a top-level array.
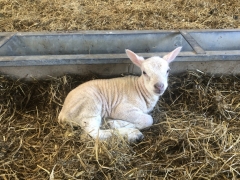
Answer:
[
  {"left": 128, "top": 129, "right": 144, "bottom": 143},
  {"left": 135, "top": 133, "right": 144, "bottom": 143}
]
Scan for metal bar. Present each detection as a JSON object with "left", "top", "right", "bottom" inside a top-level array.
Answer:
[
  {"left": 15, "top": 30, "right": 177, "bottom": 36},
  {"left": 179, "top": 30, "right": 206, "bottom": 54},
  {"left": 1, "top": 50, "right": 240, "bottom": 66},
  {"left": 0, "top": 33, "right": 16, "bottom": 48}
]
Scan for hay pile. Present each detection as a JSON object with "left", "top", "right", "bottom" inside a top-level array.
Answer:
[
  {"left": 0, "top": 0, "right": 240, "bottom": 32},
  {"left": 0, "top": 71, "right": 240, "bottom": 179}
]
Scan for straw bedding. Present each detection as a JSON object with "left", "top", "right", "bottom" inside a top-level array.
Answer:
[
  {"left": 0, "top": 0, "right": 239, "bottom": 32},
  {"left": 0, "top": 71, "right": 240, "bottom": 179},
  {"left": 1, "top": 0, "right": 240, "bottom": 179}
]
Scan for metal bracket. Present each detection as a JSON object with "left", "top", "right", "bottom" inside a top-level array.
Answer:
[
  {"left": 0, "top": 33, "right": 16, "bottom": 48},
  {"left": 179, "top": 30, "right": 206, "bottom": 54}
]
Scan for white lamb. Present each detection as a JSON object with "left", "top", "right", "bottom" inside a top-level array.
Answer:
[{"left": 58, "top": 47, "right": 182, "bottom": 142}]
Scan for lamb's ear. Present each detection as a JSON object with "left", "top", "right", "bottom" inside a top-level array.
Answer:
[
  {"left": 125, "top": 49, "right": 144, "bottom": 67},
  {"left": 163, "top": 47, "right": 182, "bottom": 63}
]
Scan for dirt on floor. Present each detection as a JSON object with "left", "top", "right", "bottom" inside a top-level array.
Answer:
[{"left": 0, "top": 0, "right": 240, "bottom": 32}]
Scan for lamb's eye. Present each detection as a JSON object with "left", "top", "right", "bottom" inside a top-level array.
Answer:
[
  {"left": 143, "top": 71, "right": 147, "bottom": 75},
  {"left": 167, "top": 69, "right": 170, "bottom": 74}
]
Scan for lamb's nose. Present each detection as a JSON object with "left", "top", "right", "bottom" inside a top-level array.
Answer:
[{"left": 154, "top": 82, "right": 164, "bottom": 91}]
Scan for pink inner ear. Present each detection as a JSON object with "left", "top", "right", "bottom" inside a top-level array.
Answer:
[
  {"left": 163, "top": 47, "right": 182, "bottom": 63},
  {"left": 125, "top": 49, "right": 144, "bottom": 67}
]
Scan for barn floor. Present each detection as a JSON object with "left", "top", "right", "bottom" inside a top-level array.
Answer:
[{"left": 0, "top": 71, "right": 240, "bottom": 179}]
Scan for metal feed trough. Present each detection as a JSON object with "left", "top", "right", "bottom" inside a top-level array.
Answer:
[{"left": 0, "top": 29, "right": 240, "bottom": 79}]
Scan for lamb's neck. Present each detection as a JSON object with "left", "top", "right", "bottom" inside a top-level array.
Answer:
[{"left": 136, "top": 76, "right": 159, "bottom": 112}]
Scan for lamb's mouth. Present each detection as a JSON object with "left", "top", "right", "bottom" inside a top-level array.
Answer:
[{"left": 154, "top": 89, "right": 164, "bottom": 95}]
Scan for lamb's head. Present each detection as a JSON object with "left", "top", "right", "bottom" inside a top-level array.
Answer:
[{"left": 126, "top": 47, "right": 182, "bottom": 96}]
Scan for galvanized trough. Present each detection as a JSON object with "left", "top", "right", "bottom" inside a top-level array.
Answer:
[{"left": 0, "top": 29, "right": 240, "bottom": 79}]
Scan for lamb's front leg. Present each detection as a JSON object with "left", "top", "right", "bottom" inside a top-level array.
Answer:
[
  {"left": 107, "top": 115, "right": 152, "bottom": 142},
  {"left": 108, "top": 105, "right": 153, "bottom": 141},
  {"left": 111, "top": 105, "right": 153, "bottom": 130},
  {"left": 106, "top": 118, "right": 150, "bottom": 142},
  {"left": 107, "top": 120, "right": 136, "bottom": 129},
  {"left": 78, "top": 116, "right": 144, "bottom": 142},
  {"left": 69, "top": 116, "right": 113, "bottom": 140},
  {"left": 84, "top": 119, "right": 143, "bottom": 142}
]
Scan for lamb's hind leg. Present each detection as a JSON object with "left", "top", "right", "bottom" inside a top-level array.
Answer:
[{"left": 59, "top": 92, "right": 114, "bottom": 140}]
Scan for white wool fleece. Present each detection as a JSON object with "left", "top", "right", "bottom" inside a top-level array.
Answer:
[{"left": 58, "top": 47, "right": 182, "bottom": 142}]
